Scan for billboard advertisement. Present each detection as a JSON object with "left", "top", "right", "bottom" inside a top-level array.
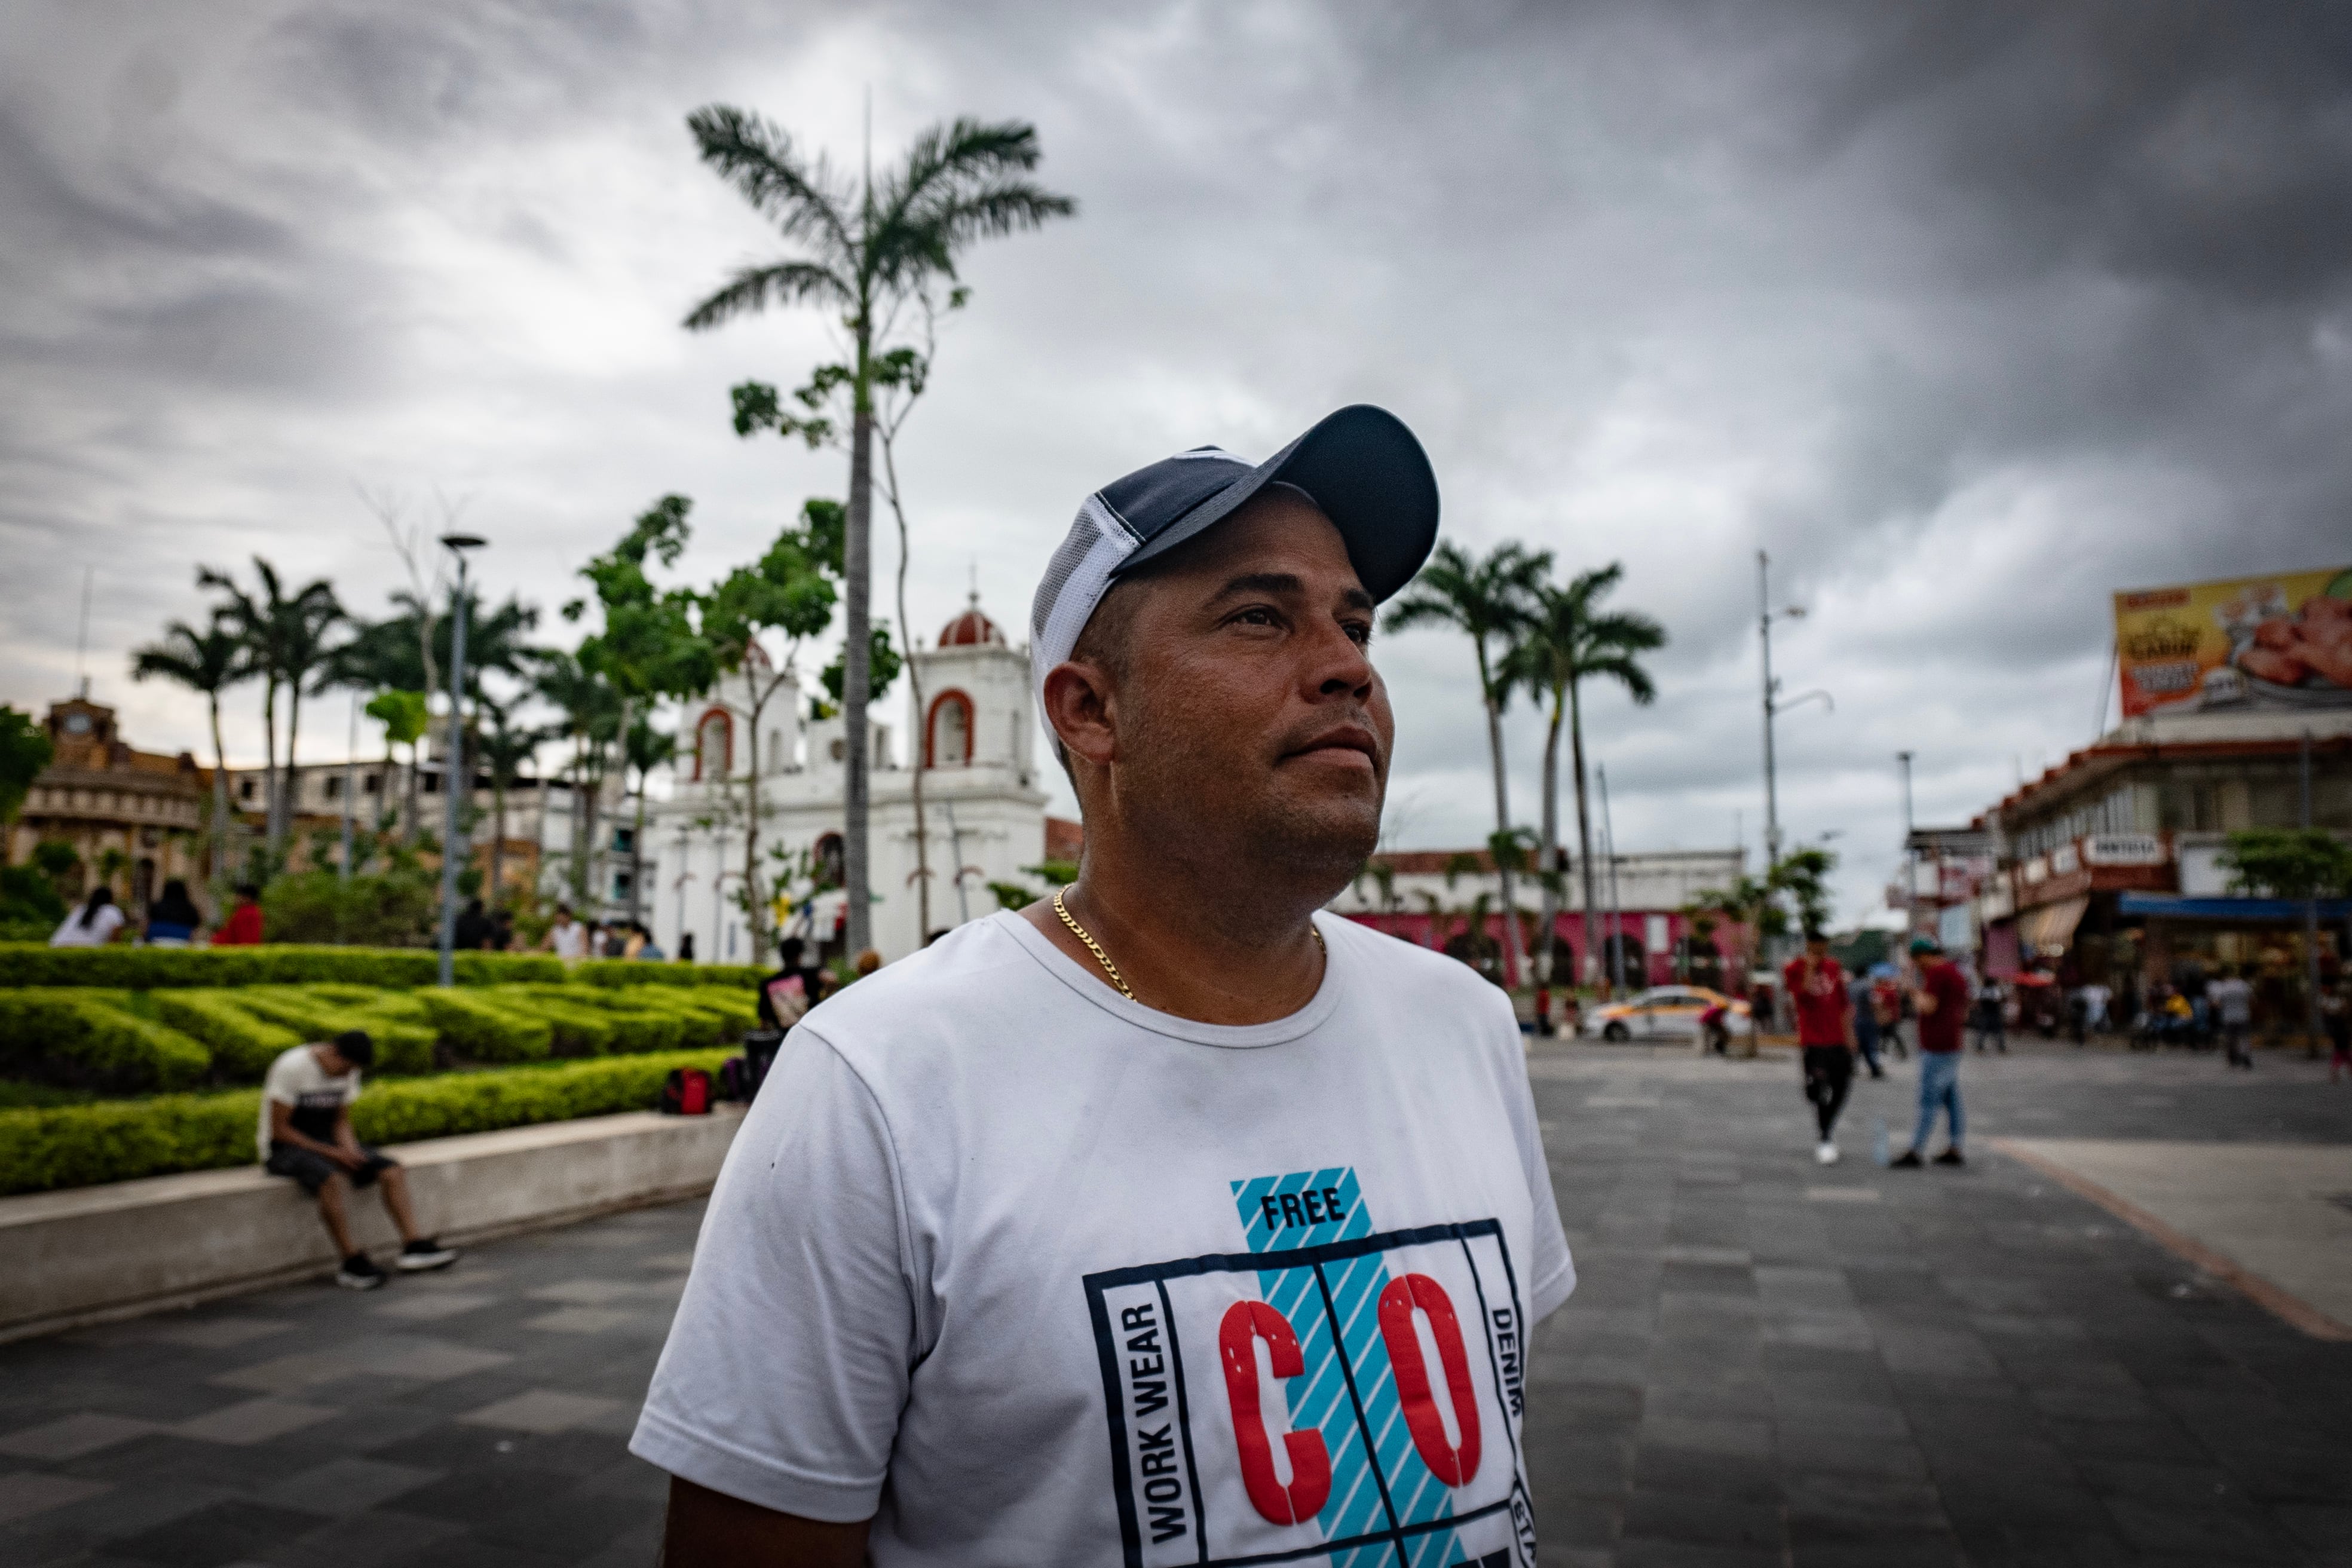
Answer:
[{"left": 2114, "top": 566, "right": 2352, "bottom": 718}]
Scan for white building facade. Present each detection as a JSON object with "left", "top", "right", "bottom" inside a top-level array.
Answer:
[{"left": 649, "top": 598, "right": 1051, "bottom": 966}]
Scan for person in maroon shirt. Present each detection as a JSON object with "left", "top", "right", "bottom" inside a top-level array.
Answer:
[
  {"left": 1891, "top": 934, "right": 1970, "bottom": 1168},
  {"left": 1782, "top": 930, "right": 1857, "bottom": 1164}
]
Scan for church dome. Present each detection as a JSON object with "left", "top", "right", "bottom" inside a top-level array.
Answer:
[{"left": 938, "top": 594, "right": 1005, "bottom": 648}]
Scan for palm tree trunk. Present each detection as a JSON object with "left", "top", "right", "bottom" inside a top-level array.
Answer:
[
  {"left": 490, "top": 775, "right": 507, "bottom": 904},
  {"left": 207, "top": 696, "right": 231, "bottom": 892},
  {"left": 1475, "top": 644, "right": 1524, "bottom": 986},
  {"left": 841, "top": 324, "right": 875, "bottom": 957},
  {"left": 617, "top": 696, "right": 639, "bottom": 924},
  {"left": 742, "top": 667, "right": 770, "bottom": 964},
  {"left": 259, "top": 676, "right": 280, "bottom": 869},
  {"left": 280, "top": 684, "right": 303, "bottom": 860},
  {"left": 1536, "top": 690, "right": 1564, "bottom": 1006},
  {"left": 886, "top": 439, "right": 930, "bottom": 941},
  {"left": 1570, "top": 676, "right": 1599, "bottom": 987}
]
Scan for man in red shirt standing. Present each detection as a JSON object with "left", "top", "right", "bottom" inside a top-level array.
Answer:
[
  {"left": 1783, "top": 929, "right": 1857, "bottom": 1165},
  {"left": 1892, "top": 934, "right": 1970, "bottom": 1168}
]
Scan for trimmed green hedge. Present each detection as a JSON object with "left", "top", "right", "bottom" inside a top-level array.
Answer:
[
  {"left": 0, "top": 944, "right": 765, "bottom": 991},
  {"left": 148, "top": 990, "right": 303, "bottom": 1079},
  {"left": 0, "top": 991, "right": 211, "bottom": 1092},
  {"left": 0, "top": 1049, "right": 733, "bottom": 1196},
  {"left": 226, "top": 987, "right": 438, "bottom": 1075},
  {"left": 412, "top": 988, "right": 553, "bottom": 1062}
]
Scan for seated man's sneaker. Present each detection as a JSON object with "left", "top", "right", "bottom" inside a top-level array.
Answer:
[
  {"left": 1815, "top": 1141, "right": 1840, "bottom": 1165},
  {"left": 396, "top": 1238, "right": 460, "bottom": 1272},
  {"left": 337, "top": 1253, "right": 387, "bottom": 1291}
]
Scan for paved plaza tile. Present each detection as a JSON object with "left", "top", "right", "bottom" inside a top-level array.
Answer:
[{"left": 1, "top": 1044, "right": 2347, "bottom": 1564}]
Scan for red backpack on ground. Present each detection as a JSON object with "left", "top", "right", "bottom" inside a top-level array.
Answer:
[{"left": 659, "top": 1068, "right": 712, "bottom": 1116}]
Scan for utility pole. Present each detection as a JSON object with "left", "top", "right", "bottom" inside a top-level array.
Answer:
[
  {"left": 1898, "top": 749, "right": 1916, "bottom": 941},
  {"left": 435, "top": 534, "right": 486, "bottom": 986},
  {"left": 2305, "top": 730, "right": 2322, "bottom": 1058},
  {"left": 1759, "top": 552, "right": 1781, "bottom": 871}
]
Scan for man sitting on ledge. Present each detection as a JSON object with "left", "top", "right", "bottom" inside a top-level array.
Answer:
[{"left": 259, "top": 1030, "right": 458, "bottom": 1290}]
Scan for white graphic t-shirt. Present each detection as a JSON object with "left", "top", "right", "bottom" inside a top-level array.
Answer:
[
  {"left": 631, "top": 911, "right": 1574, "bottom": 1566},
  {"left": 256, "top": 1045, "right": 362, "bottom": 1158}
]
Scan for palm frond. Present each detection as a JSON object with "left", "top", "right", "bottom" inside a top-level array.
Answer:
[
  {"left": 684, "top": 261, "right": 852, "bottom": 331},
  {"left": 686, "top": 105, "right": 853, "bottom": 258}
]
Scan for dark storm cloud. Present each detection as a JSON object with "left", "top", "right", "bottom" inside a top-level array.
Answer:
[{"left": 2, "top": 0, "right": 2347, "bottom": 920}]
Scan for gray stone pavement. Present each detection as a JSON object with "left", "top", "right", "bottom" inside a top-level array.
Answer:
[{"left": 0, "top": 1043, "right": 2346, "bottom": 1566}]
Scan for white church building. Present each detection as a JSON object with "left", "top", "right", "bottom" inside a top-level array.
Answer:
[{"left": 648, "top": 597, "right": 1054, "bottom": 966}]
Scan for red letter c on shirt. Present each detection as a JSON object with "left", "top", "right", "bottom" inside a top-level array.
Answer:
[
  {"left": 1217, "top": 1300, "right": 1331, "bottom": 1524},
  {"left": 1377, "top": 1273, "right": 1482, "bottom": 1485}
]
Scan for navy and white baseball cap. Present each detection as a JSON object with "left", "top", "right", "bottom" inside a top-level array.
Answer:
[{"left": 1028, "top": 403, "right": 1440, "bottom": 747}]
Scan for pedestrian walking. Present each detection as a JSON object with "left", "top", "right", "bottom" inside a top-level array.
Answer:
[
  {"left": 632, "top": 406, "right": 1572, "bottom": 1561},
  {"left": 1850, "top": 970, "right": 1885, "bottom": 1079},
  {"left": 1871, "top": 964, "right": 1907, "bottom": 1061},
  {"left": 1971, "top": 976, "right": 2007, "bottom": 1054},
  {"left": 1784, "top": 929, "right": 1857, "bottom": 1164},
  {"left": 2211, "top": 964, "right": 2255, "bottom": 1070},
  {"left": 1891, "top": 935, "right": 1970, "bottom": 1168},
  {"left": 2325, "top": 978, "right": 2350, "bottom": 1083}
]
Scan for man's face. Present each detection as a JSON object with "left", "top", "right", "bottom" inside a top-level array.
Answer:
[
  {"left": 1806, "top": 939, "right": 1829, "bottom": 961},
  {"left": 1079, "top": 490, "right": 1394, "bottom": 891}
]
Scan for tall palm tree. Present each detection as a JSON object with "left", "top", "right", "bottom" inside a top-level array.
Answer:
[
  {"left": 1506, "top": 564, "right": 1665, "bottom": 994},
  {"left": 474, "top": 698, "right": 553, "bottom": 905},
  {"left": 534, "top": 651, "right": 621, "bottom": 905},
  {"left": 682, "top": 106, "right": 1074, "bottom": 954},
  {"left": 130, "top": 618, "right": 249, "bottom": 883},
  {"left": 1385, "top": 540, "right": 1552, "bottom": 980},
  {"left": 200, "top": 560, "right": 343, "bottom": 860}
]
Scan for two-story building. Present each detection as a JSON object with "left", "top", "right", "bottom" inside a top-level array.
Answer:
[{"left": 10, "top": 696, "right": 212, "bottom": 915}]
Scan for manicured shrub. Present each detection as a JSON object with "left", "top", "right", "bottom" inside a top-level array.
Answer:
[
  {"left": 0, "top": 990, "right": 212, "bottom": 1092},
  {"left": 149, "top": 990, "right": 303, "bottom": 1080},
  {"left": 412, "top": 988, "right": 552, "bottom": 1062},
  {"left": 570, "top": 959, "right": 765, "bottom": 991},
  {"left": 488, "top": 985, "right": 620, "bottom": 1056},
  {"left": 228, "top": 988, "right": 439, "bottom": 1076},
  {"left": 0, "top": 1048, "right": 731, "bottom": 1196},
  {"left": 0, "top": 944, "right": 566, "bottom": 991}
]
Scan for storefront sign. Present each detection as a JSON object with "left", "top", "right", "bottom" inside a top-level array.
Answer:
[
  {"left": 2114, "top": 566, "right": 2352, "bottom": 718},
  {"left": 2083, "top": 832, "right": 2166, "bottom": 867}
]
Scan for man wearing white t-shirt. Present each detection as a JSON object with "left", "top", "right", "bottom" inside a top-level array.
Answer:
[{"left": 634, "top": 407, "right": 1575, "bottom": 1565}]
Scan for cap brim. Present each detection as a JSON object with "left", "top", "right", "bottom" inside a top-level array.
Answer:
[{"left": 1111, "top": 404, "right": 1439, "bottom": 602}]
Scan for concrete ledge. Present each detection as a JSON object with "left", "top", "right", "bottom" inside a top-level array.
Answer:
[{"left": 0, "top": 1105, "right": 745, "bottom": 1343}]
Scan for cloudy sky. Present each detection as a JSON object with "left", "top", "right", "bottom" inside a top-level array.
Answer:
[{"left": 5, "top": 1, "right": 2348, "bottom": 923}]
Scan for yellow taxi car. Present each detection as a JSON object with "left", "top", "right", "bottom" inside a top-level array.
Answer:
[{"left": 1579, "top": 985, "right": 1751, "bottom": 1042}]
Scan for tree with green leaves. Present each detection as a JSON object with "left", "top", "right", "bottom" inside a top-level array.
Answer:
[
  {"left": 700, "top": 498, "right": 842, "bottom": 961},
  {"left": 364, "top": 690, "right": 430, "bottom": 844},
  {"left": 0, "top": 705, "right": 54, "bottom": 863},
  {"left": 130, "top": 618, "right": 248, "bottom": 883},
  {"left": 2221, "top": 828, "right": 2352, "bottom": 899},
  {"left": 1385, "top": 540, "right": 1552, "bottom": 981},
  {"left": 1503, "top": 563, "right": 1665, "bottom": 993},
  {"left": 684, "top": 105, "right": 1075, "bottom": 955},
  {"left": 565, "top": 497, "right": 718, "bottom": 924}
]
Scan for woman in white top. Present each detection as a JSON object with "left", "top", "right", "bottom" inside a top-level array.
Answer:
[{"left": 50, "top": 886, "right": 127, "bottom": 948}]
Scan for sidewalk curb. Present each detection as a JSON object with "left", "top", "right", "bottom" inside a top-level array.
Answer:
[{"left": 1990, "top": 1136, "right": 2352, "bottom": 1342}]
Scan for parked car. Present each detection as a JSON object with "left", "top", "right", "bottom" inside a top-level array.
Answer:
[{"left": 1579, "top": 985, "right": 1752, "bottom": 1042}]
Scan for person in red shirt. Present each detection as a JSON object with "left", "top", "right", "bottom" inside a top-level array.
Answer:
[
  {"left": 1783, "top": 930, "right": 1856, "bottom": 1164},
  {"left": 1891, "top": 934, "right": 1971, "bottom": 1168},
  {"left": 213, "top": 883, "right": 265, "bottom": 947}
]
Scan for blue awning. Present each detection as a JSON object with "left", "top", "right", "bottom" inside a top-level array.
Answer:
[{"left": 2117, "top": 893, "right": 2352, "bottom": 922}]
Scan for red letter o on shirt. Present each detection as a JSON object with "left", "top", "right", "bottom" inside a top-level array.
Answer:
[
  {"left": 1217, "top": 1300, "right": 1332, "bottom": 1524},
  {"left": 1377, "top": 1273, "right": 1482, "bottom": 1485}
]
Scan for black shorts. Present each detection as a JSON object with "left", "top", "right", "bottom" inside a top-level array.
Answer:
[{"left": 265, "top": 1142, "right": 396, "bottom": 1195}]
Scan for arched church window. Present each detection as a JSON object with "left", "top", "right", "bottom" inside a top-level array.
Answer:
[
  {"left": 695, "top": 709, "right": 732, "bottom": 781},
  {"left": 813, "top": 832, "right": 846, "bottom": 890},
  {"left": 926, "top": 690, "right": 974, "bottom": 768}
]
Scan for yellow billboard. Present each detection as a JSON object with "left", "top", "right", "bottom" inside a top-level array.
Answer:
[{"left": 2115, "top": 566, "right": 2352, "bottom": 718}]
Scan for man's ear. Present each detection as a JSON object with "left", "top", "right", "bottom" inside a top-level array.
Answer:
[{"left": 1042, "top": 661, "right": 1118, "bottom": 768}]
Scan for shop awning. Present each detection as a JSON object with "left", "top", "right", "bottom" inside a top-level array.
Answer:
[
  {"left": 2017, "top": 895, "right": 2088, "bottom": 956},
  {"left": 2117, "top": 893, "right": 2352, "bottom": 923}
]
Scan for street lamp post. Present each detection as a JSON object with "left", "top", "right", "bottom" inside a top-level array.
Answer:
[
  {"left": 2304, "top": 729, "right": 2322, "bottom": 1058},
  {"left": 1897, "top": 750, "right": 1916, "bottom": 940},
  {"left": 434, "top": 534, "right": 486, "bottom": 987}
]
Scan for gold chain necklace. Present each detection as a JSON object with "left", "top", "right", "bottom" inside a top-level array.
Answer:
[{"left": 1052, "top": 887, "right": 1322, "bottom": 1004}]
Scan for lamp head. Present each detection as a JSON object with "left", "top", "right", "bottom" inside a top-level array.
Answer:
[{"left": 439, "top": 534, "right": 488, "bottom": 552}]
